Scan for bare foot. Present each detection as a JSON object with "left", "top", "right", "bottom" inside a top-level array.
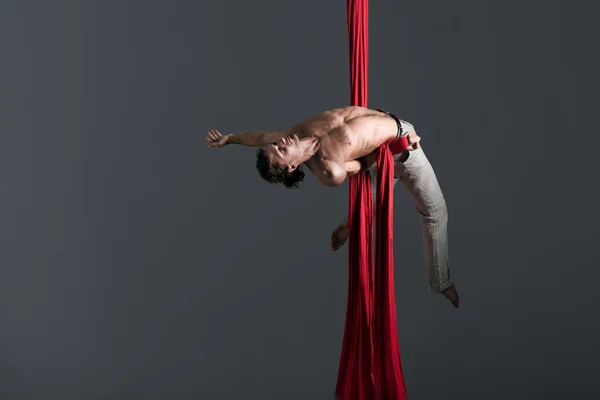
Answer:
[
  {"left": 330, "top": 220, "right": 349, "bottom": 251},
  {"left": 442, "top": 284, "right": 460, "bottom": 308}
]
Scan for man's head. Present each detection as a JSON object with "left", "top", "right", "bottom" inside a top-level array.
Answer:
[{"left": 256, "top": 135, "right": 305, "bottom": 189}]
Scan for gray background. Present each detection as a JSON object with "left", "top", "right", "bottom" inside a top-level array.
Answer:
[{"left": 1, "top": 0, "right": 599, "bottom": 399}]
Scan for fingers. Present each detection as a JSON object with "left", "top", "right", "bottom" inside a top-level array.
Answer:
[
  {"left": 206, "top": 130, "right": 223, "bottom": 146},
  {"left": 207, "top": 130, "right": 221, "bottom": 141},
  {"left": 407, "top": 132, "right": 421, "bottom": 150},
  {"left": 330, "top": 234, "right": 341, "bottom": 251}
]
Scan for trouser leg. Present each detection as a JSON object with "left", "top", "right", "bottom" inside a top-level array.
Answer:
[{"left": 370, "top": 146, "right": 452, "bottom": 293}]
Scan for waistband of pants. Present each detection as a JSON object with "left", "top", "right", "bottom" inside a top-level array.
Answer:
[
  {"left": 376, "top": 108, "right": 410, "bottom": 155},
  {"left": 376, "top": 108, "right": 403, "bottom": 138}
]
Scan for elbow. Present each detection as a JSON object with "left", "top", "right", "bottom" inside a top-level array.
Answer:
[
  {"left": 321, "top": 168, "right": 347, "bottom": 187},
  {"left": 324, "top": 177, "right": 345, "bottom": 187}
]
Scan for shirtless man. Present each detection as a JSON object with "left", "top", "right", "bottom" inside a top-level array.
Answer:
[{"left": 206, "top": 106, "right": 459, "bottom": 307}]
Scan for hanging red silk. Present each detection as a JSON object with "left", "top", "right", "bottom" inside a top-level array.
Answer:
[{"left": 335, "top": 1, "right": 409, "bottom": 399}]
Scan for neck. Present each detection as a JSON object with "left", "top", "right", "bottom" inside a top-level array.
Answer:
[{"left": 295, "top": 137, "right": 321, "bottom": 165}]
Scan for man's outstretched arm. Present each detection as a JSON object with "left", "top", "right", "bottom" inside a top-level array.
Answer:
[{"left": 206, "top": 129, "right": 288, "bottom": 148}]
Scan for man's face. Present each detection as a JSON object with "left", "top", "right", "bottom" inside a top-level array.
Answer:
[{"left": 264, "top": 135, "right": 301, "bottom": 172}]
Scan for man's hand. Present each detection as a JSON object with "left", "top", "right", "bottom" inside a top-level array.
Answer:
[
  {"left": 406, "top": 131, "right": 421, "bottom": 151},
  {"left": 206, "top": 129, "right": 231, "bottom": 148}
]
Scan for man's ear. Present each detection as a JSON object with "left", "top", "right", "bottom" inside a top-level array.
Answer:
[{"left": 287, "top": 163, "right": 297, "bottom": 173}]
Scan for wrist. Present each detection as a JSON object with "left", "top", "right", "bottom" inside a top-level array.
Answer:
[{"left": 225, "top": 134, "right": 235, "bottom": 145}]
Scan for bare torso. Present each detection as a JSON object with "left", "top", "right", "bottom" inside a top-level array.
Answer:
[{"left": 290, "top": 106, "right": 399, "bottom": 184}]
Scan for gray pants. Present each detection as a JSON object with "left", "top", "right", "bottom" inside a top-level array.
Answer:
[{"left": 369, "top": 121, "right": 452, "bottom": 293}]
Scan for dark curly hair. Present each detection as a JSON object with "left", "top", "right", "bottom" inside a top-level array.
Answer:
[{"left": 255, "top": 147, "right": 305, "bottom": 189}]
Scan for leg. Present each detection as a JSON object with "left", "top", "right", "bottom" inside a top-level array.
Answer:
[{"left": 395, "top": 145, "right": 458, "bottom": 307}]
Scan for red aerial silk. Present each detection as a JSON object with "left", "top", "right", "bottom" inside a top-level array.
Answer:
[{"left": 335, "top": 0, "right": 409, "bottom": 399}]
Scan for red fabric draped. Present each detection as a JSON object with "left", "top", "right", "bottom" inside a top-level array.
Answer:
[{"left": 335, "top": 1, "right": 408, "bottom": 399}]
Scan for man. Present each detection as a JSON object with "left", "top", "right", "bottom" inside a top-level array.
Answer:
[{"left": 206, "top": 106, "right": 459, "bottom": 307}]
